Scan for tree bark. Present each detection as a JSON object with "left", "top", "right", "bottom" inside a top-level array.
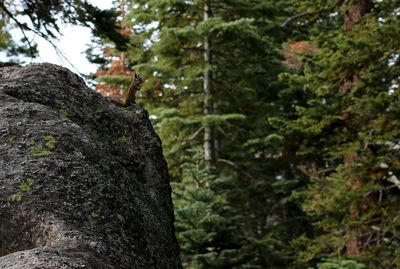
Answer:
[
  {"left": 203, "top": 0, "right": 214, "bottom": 168},
  {"left": 344, "top": 0, "right": 373, "bottom": 30},
  {"left": 343, "top": 0, "right": 372, "bottom": 257}
]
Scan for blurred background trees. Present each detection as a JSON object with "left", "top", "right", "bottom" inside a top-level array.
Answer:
[{"left": 2, "top": 0, "right": 400, "bottom": 268}]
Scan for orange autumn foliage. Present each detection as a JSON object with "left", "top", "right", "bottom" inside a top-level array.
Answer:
[
  {"left": 282, "top": 40, "right": 318, "bottom": 70},
  {"left": 95, "top": 58, "right": 135, "bottom": 99},
  {"left": 95, "top": 23, "right": 135, "bottom": 99}
]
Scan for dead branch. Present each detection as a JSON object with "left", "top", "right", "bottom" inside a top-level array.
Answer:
[
  {"left": 216, "top": 158, "right": 254, "bottom": 180},
  {"left": 281, "top": 12, "right": 313, "bottom": 28}
]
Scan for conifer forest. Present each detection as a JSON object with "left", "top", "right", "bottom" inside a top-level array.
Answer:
[{"left": 2, "top": 0, "right": 400, "bottom": 268}]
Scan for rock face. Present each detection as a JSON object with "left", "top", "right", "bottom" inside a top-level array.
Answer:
[{"left": 0, "top": 63, "right": 181, "bottom": 269}]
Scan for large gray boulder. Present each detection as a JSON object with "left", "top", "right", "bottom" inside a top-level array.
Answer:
[{"left": 0, "top": 63, "right": 181, "bottom": 269}]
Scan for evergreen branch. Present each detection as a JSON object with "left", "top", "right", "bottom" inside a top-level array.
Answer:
[
  {"left": 281, "top": 12, "right": 313, "bottom": 28},
  {"left": 177, "top": 127, "right": 205, "bottom": 153},
  {"left": 181, "top": 46, "right": 205, "bottom": 52},
  {"left": 178, "top": 209, "right": 198, "bottom": 230},
  {"left": 216, "top": 158, "right": 254, "bottom": 180},
  {"left": 188, "top": 126, "right": 205, "bottom": 141},
  {"left": 0, "top": 1, "right": 35, "bottom": 58},
  {"left": 0, "top": 1, "right": 80, "bottom": 73}
]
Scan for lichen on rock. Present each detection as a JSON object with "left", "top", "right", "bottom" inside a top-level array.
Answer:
[{"left": 0, "top": 63, "right": 181, "bottom": 269}]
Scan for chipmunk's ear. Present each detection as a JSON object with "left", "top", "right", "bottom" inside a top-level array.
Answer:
[{"left": 134, "top": 73, "right": 138, "bottom": 78}]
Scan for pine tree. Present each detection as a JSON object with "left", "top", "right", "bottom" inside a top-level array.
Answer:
[
  {"left": 282, "top": 0, "right": 400, "bottom": 267},
  {"left": 93, "top": 0, "right": 136, "bottom": 100},
  {"left": 121, "top": 0, "right": 312, "bottom": 267},
  {"left": 172, "top": 148, "right": 246, "bottom": 268},
  {"left": 126, "top": 1, "right": 261, "bottom": 266},
  {"left": 89, "top": 0, "right": 317, "bottom": 267}
]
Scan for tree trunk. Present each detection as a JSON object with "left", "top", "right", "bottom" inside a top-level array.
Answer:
[
  {"left": 343, "top": 0, "right": 372, "bottom": 257},
  {"left": 344, "top": 0, "right": 373, "bottom": 30},
  {"left": 203, "top": 0, "right": 214, "bottom": 168}
]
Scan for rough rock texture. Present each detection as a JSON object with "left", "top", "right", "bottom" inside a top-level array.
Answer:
[{"left": 0, "top": 63, "right": 181, "bottom": 269}]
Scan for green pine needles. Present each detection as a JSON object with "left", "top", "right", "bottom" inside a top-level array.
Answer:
[{"left": 87, "top": 0, "right": 400, "bottom": 268}]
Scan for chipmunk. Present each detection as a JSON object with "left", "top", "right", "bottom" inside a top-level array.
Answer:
[{"left": 111, "top": 73, "right": 144, "bottom": 107}]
